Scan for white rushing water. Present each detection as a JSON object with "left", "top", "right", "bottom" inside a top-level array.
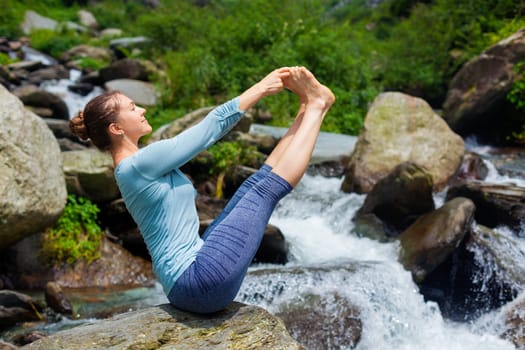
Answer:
[{"left": 236, "top": 173, "right": 519, "bottom": 349}]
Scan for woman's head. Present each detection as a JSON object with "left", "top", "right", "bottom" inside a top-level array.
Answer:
[
  {"left": 70, "top": 91, "right": 121, "bottom": 150},
  {"left": 70, "top": 91, "right": 151, "bottom": 151}
]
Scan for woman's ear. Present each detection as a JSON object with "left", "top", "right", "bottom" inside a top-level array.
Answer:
[{"left": 108, "top": 122, "right": 123, "bottom": 137}]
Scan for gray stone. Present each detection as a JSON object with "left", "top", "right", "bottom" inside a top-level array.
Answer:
[
  {"left": 77, "top": 10, "right": 99, "bottom": 30},
  {"left": 149, "top": 106, "right": 214, "bottom": 142},
  {"left": 22, "top": 303, "right": 303, "bottom": 350},
  {"left": 62, "top": 149, "right": 120, "bottom": 203},
  {"left": 21, "top": 11, "right": 57, "bottom": 34},
  {"left": 12, "top": 85, "right": 69, "bottom": 120},
  {"left": 105, "top": 78, "right": 159, "bottom": 106},
  {"left": 443, "top": 28, "right": 525, "bottom": 141},
  {"left": 398, "top": 197, "right": 475, "bottom": 282},
  {"left": 0, "top": 85, "right": 67, "bottom": 250},
  {"left": 341, "top": 92, "right": 464, "bottom": 194}
]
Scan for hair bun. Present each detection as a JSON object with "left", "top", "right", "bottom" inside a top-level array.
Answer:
[{"left": 69, "top": 111, "right": 90, "bottom": 141}]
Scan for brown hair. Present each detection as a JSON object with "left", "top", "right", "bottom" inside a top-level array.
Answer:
[{"left": 70, "top": 91, "right": 122, "bottom": 151}]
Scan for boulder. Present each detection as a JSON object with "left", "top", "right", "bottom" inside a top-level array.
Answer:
[
  {"left": 446, "top": 181, "right": 525, "bottom": 230},
  {"left": 62, "top": 149, "right": 120, "bottom": 203},
  {"left": 77, "top": 10, "right": 99, "bottom": 30},
  {"left": 501, "top": 292, "right": 525, "bottom": 349},
  {"left": 60, "top": 44, "right": 111, "bottom": 64},
  {"left": 448, "top": 151, "right": 489, "bottom": 186},
  {"left": 149, "top": 106, "right": 215, "bottom": 142},
  {"left": 44, "top": 282, "right": 73, "bottom": 315},
  {"left": 354, "top": 162, "right": 435, "bottom": 238},
  {"left": 104, "top": 78, "right": 159, "bottom": 106},
  {"left": 21, "top": 10, "right": 58, "bottom": 34},
  {"left": 98, "top": 58, "right": 154, "bottom": 82},
  {"left": 398, "top": 197, "right": 475, "bottom": 282},
  {"left": 22, "top": 303, "right": 303, "bottom": 350},
  {"left": 12, "top": 85, "right": 69, "bottom": 120},
  {"left": 27, "top": 65, "right": 69, "bottom": 84},
  {"left": 341, "top": 92, "right": 464, "bottom": 194},
  {"left": 276, "top": 292, "right": 361, "bottom": 350},
  {"left": 468, "top": 224, "right": 525, "bottom": 289},
  {"left": 443, "top": 28, "right": 525, "bottom": 143},
  {"left": 0, "top": 85, "right": 67, "bottom": 250},
  {"left": 0, "top": 290, "right": 43, "bottom": 330},
  {"left": 5, "top": 235, "right": 155, "bottom": 290}
]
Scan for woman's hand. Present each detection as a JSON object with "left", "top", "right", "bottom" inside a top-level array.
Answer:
[
  {"left": 238, "top": 67, "right": 291, "bottom": 111},
  {"left": 257, "top": 67, "right": 291, "bottom": 97}
]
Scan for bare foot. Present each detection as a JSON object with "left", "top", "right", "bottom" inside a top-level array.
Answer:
[{"left": 285, "top": 67, "right": 335, "bottom": 109}]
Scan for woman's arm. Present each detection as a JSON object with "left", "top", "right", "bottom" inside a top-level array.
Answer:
[{"left": 129, "top": 68, "right": 290, "bottom": 179}]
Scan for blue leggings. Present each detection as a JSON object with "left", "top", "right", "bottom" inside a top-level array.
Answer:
[{"left": 167, "top": 164, "right": 292, "bottom": 314}]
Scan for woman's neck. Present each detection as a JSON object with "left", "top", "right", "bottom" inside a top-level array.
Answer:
[{"left": 111, "top": 137, "right": 139, "bottom": 168}]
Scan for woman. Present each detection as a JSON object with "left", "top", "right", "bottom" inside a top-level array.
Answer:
[{"left": 70, "top": 66, "right": 335, "bottom": 314}]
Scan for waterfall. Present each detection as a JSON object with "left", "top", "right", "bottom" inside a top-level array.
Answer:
[{"left": 235, "top": 172, "right": 519, "bottom": 349}]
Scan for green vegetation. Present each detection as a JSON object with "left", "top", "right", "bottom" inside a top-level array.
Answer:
[
  {"left": 2, "top": 0, "right": 524, "bottom": 137},
  {"left": 191, "top": 141, "right": 264, "bottom": 198},
  {"left": 41, "top": 195, "right": 103, "bottom": 266},
  {"left": 507, "top": 61, "right": 525, "bottom": 142}
]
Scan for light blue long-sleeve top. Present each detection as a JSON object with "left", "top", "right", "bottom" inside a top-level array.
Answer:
[{"left": 114, "top": 97, "right": 244, "bottom": 294}]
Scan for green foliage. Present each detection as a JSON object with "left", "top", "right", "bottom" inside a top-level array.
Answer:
[
  {"left": 205, "top": 141, "right": 263, "bottom": 177},
  {"left": 29, "top": 28, "right": 87, "bottom": 58},
  {"left": 0, "top": 53, "right": 18, "bottom": 65},
  {"left": 507, "top": 62, "right": 525, "bottom": 142},
  {"left": 41, "top": 195, "right": 103, "bottom": 266},
  {"left": 74, "top": 56, "right": 108, "bottom": 71},
  {"left": 4, "top": 0, "right": 524, "bottom": 138}
]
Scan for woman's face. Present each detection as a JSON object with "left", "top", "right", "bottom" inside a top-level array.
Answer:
[{"left": 114, "top": 94, "right": 152, "bottom": 141}]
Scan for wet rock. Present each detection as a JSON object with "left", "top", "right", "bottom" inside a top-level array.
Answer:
[
  {"left": 449, "top": 151, "right": 489, "bottom": 186},
  {"left": 27, "top": 65, "right": 69, "bottom": 84},
  {"left": 0, "top": 290, "right": 43, "bottom": 330},
  {"left": 306, "top": 159, "right": 348, "bottom": 178},
  {"left": 44, "top": 282, "right": 73, "bottom": 315},
  {"left": 0, "top": 85, "right": 66, "bottom": 250},
  {"left": 12, "top": 85, "right": 69, "bottom": 120},
  {"left": 21, "top": 303, "right": 303, "bottom": 350},
  {"left": 253, "top": 224, "right": 288, "bottom": 265},
  {"left": 12, "top": 331, "right": 46, "bottom": 346},
  {"left": 398, "top": 197, "right": 475, "bottom": 282},
  {"left": 6, "top": 60, "right": 43, "bottom": 72},
  {"left": 99, "top": 58, "right": 153, "bottom": 82},
  {"left": 446, "top": 181, "right": 525, "bottom": 230},
  {"left": 501, "top": 292, "right": 525, "bottom": 349},
  {"left": 354, "top": 162, "right": 435, "bottom": 238},
  {"left": 62, "top": 149, "right": 120, "bottom": 203},
  {"left": 468, "top": 224, "right": 525, "bottom": 289},
  {"left": 341, "top": 92, "right": 464, "bottom": 194},
  {"left": 67, "top": 82, "right": 94, "bottom": 96},
  {"left": 276, "top": 292, "right": 362, "bottom": 350}
]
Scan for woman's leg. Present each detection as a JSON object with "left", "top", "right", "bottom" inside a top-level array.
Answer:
[
  {"left": 271, "top": 67, "right": 335, "bottom": 187},
  {"left": 168, "top": 171, "right": 292, "bottom": 314},
  {"left": 201, "top": 96, "right": 308, "bottom": 239}
]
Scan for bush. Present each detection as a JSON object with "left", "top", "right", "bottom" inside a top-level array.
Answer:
[
  {"left": 41, "top": 195, "right": 103, "bottom": 266},
  {"left": 29, "top": 28, "right": 87, "bottom": 58}
]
